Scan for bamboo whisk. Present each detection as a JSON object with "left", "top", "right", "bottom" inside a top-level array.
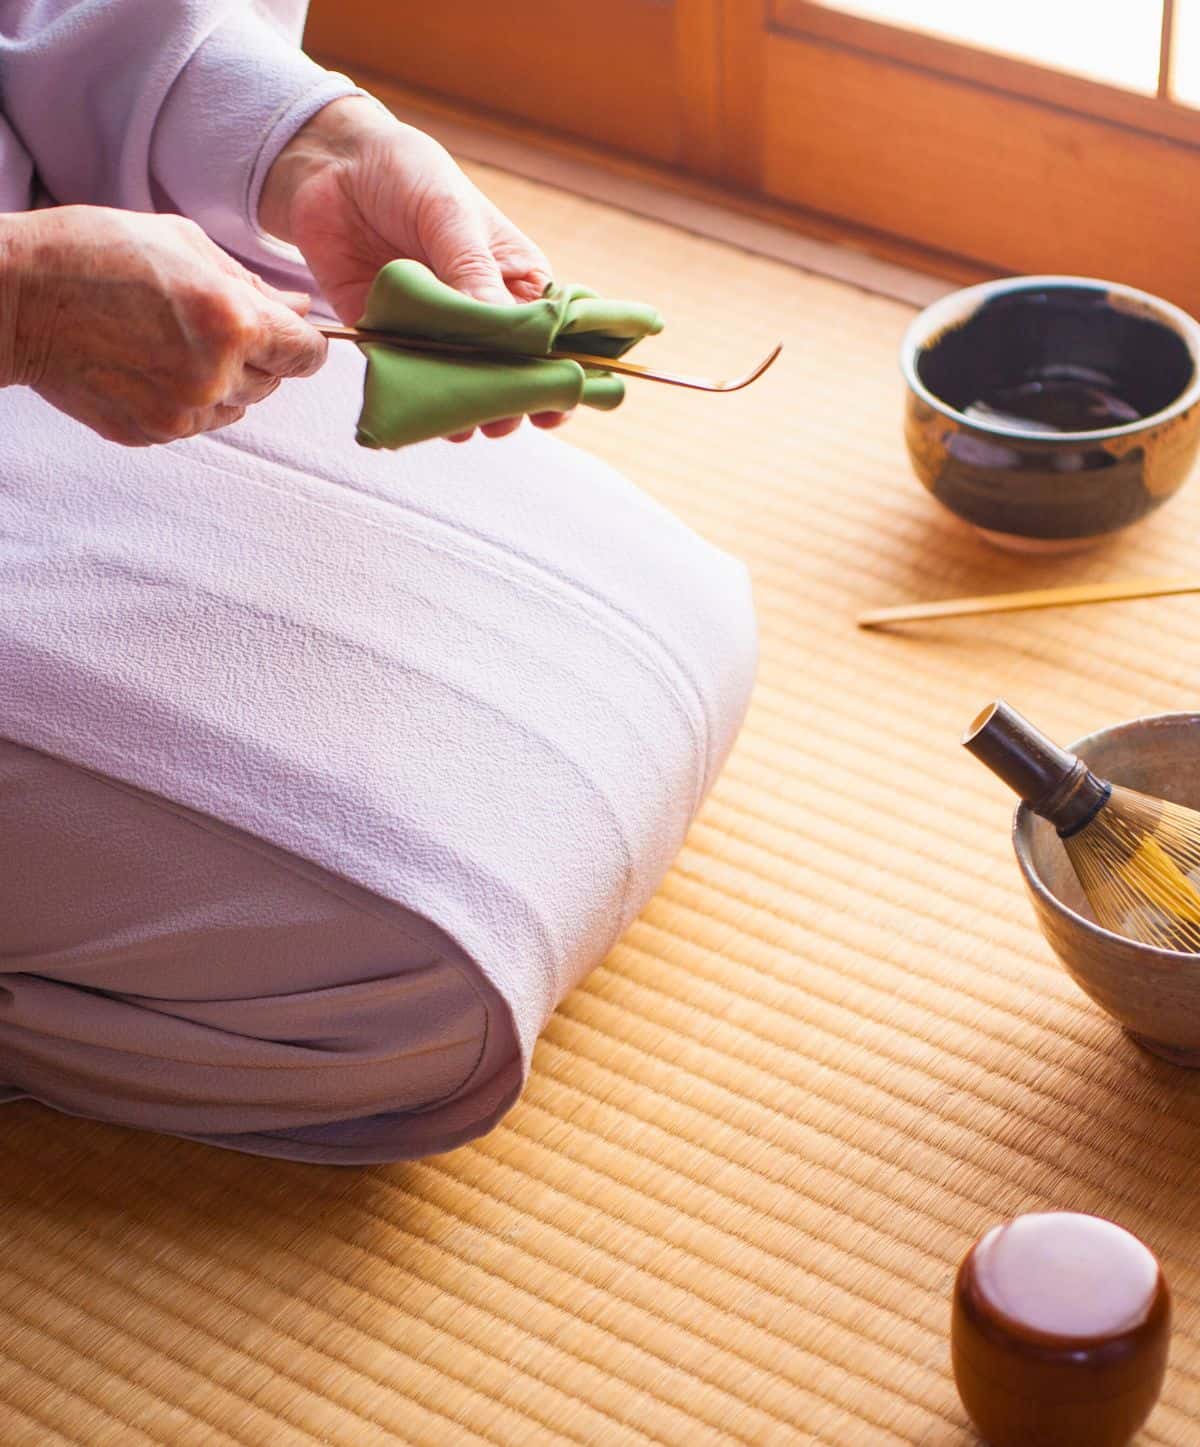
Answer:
[{"left": 964, "top": 701, "right": 1200, "bottom": 952}]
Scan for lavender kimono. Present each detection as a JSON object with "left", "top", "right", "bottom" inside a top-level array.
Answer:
[{"left": 0, "top": 1, "right": 756, "bottom": 1162}]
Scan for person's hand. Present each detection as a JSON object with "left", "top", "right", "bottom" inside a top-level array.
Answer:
[
  {"left": 259, "top": 96, "right": 570, "bottom": 443},
  {"left": 0, "top": 206, "right": 327, "bottom": 446}
]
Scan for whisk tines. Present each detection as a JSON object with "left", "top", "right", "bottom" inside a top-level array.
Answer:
[
  {"left": 1062, "top": 786, "right": 1200, "bottom": 950},
  {"left": 964, "top": 701, "right": 1200, "bottom": 953}
]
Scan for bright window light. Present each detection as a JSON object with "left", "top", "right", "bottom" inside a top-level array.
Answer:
[
  {"left": 1172, "top": 0, "right": 1200, "bottom": 105},
  {"left": 810, "top": 1, "right": 1164, "bottom": 94}
]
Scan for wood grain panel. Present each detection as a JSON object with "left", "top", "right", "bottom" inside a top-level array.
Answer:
[
  {"left": 306, "top": 0, "right": 685, "bottom": 163},
  {"left": 717, "top": 0, "right": 768, "bottom": 188},
  {"left": 673, "top": 0, "right": 724, "bottom": 173},
  {"left": 757, "top": 31, "right": 1200, "bottom": 312},
  {"left": 306, "top": 0, "right": 1200, "bottom": 305},
  {"left": 358, "top": 75, "right": 986, "bottom": 293}
]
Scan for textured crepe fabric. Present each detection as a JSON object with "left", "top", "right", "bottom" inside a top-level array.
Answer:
[
  {"left": 0, "top": 2, "right": 757, "bottom": 1160},
  {"left": 0, "top": 346, "right": 756, "bottom": 1160},
  {"left": 354, "top": 260, "right": 665, "bottom": 448},
  {"left": 0, "top": 739, "right": 520, "bottom": 1161},
  {"left": 0, "top": 0, "right": 362, "bottom": 285}
]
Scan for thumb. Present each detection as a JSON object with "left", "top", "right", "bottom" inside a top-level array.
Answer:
[
  {"left": 430, "top": 208, "right": 512, "bottom": 306},
  {"left": 247, "top": 301, "right": 328, "bottom": 380},
  {"left": 246, "top": 270, "right": 314, "bottom": 317},
  {"left": 270, "top": 287, "right": 313, "bottom": 317}
]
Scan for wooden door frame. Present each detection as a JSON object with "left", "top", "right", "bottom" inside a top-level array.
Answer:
[
  {"left": 306, "top": 0, "right": 729, "bottom": 173},
  {"left": 717, "top": 0, "right": 1200, "bottom": 308},
  {"left": 675, "top": 0, "right": 725, "bottom": 173},
  {"left": 306, "top": 0, "right": 1200, "bottom": 303},
  {"left": 769, "top": 1, "right": 1200, "bottom": 148}
]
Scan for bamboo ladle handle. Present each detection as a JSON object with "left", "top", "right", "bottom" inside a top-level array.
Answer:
[{"left": 857, "top": 578, "right": 1200, "bottom": 629}]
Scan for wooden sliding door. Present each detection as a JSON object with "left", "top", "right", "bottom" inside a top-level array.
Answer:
[
  {"left": 722, "top": 0, "right": 1200, "bottom": 312},
  {"left": 305, "top": 1, "right": 723, "bottom": 171},
  {"left": 307, "top": 0, "right": 1200, "bottom": 310}
]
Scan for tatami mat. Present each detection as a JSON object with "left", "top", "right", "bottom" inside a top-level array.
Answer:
[{"left": 5, "top": 160, "right": 1200, "bottom": 1447}]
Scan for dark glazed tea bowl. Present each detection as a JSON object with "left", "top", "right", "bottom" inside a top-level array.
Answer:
[
  {"left": 902, "top": 276, "right": 1200, "bottom": 550},
  {"left": 1014, "top": 713, "right": 1200, "bottom": 1066}
]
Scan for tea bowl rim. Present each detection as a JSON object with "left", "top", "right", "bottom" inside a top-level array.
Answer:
[
  {"left": 901, "top": 274, "right": 1200, "bottom": 446},
  {"left": 1012, "top": 710, "right": 1200, "bottom": 967}
]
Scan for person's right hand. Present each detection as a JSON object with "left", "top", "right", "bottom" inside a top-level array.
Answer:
[{"left": 0, "top": 206, "right": 327, "bottom": 446}]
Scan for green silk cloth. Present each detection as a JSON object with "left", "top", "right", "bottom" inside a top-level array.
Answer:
[{"left": 353, "top": 260, "right": 664, "bottom": 448}]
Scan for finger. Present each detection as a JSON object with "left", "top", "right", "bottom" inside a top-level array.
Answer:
[
  {"left": 212, "top": 252, "right": 311, "bottom": 315},
  {"left": 492, "top": 245, "right": 552, "bottom": 301},
  {"left": 506, "top": 274, "right": 550, "bottom": 303},
  {"left": 491, "top": 243, "right": 551, "bottom": 303},
  {"left": 228, "top": 259, "right": 315, "bottom": 317},
  {"left": 531, "top": 411, "right": 570, "bottom": 429},
  {"left": 205, "top": 403, "right": 247, "bottom": 433},
  {"left": 140, "top": 401, "right": 246, "bottom": 444},
  {"left": 224, "top": 367, "right": 282, "bottom": 408},
  {"left": 480, "top": 417, "right": 522, "bottom": 440},
  {"left": 245, "top": 303, "right": 328, "bottom": 379},
  {"left": 79, "top": 403, "right": 155, "bottom": 448},
  {"left": 253, "top": 276, "right": 314, "bottom": 316},
  {"left": 428, "top": 198, "right": 512, "bottom": 306},
  {"left": 482, "top": 195, "right": 552, "bottom": 298}
]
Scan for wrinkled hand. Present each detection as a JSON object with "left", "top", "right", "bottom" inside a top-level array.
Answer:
[
  {"left": 0, "top": 206, "right": 326, "bottom": 446},
  {"left": 259, "top": 96, "right": 569, "bottom": 443}
]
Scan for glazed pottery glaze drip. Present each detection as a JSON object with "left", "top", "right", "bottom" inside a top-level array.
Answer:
[
  {"left": 965, "top": 377, "right": 1142, "bottom": 433},
  {"left": 901, "top": 276, "right": 1200, "bottom": 547},
  {"left": 922, "top": 290, "right": 1192, "bottom": 428},
  {"left": 964, "top": 701, "right": 1200, "bottom": 951}
]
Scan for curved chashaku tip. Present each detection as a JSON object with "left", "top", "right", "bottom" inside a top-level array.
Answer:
[
  {"left": 551, "top": 340, "right": 784, "bottom": 393},
  {"left": 725, "top": 342, "right": 784, "bottom": 392}
]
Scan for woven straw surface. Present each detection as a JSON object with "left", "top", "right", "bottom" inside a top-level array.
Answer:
[{"left": 4, "top": 161, "right": 1200, "bottom": 1446}]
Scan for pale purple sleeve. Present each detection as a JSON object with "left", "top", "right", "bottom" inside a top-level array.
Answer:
[
  {"left": 0, "top": 114, "right": 34, "bottom": 213},
  {"left": 0, "top": 1, "right": 365, "bottom": 276}
]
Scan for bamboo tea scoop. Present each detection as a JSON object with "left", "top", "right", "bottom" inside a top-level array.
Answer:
[
  {"left": 318, "top": 324, "right": 783, "bottom": 393},
  {"left": 857, "top": 577, "right": 1200, "bottom": 629}
]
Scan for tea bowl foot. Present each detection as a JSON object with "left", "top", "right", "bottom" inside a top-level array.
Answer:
[{"left": 1126, "top": 1031, "right": 1200, "bottom": 1068}]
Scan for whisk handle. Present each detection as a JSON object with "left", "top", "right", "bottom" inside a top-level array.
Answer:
[{"left": 963, "top": 700, "right": 1110, "bottom": 835}]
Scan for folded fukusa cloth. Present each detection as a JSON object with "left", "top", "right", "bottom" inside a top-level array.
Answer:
[{"left": 354, "top": 259, "right": 664, "bottom": 448}]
